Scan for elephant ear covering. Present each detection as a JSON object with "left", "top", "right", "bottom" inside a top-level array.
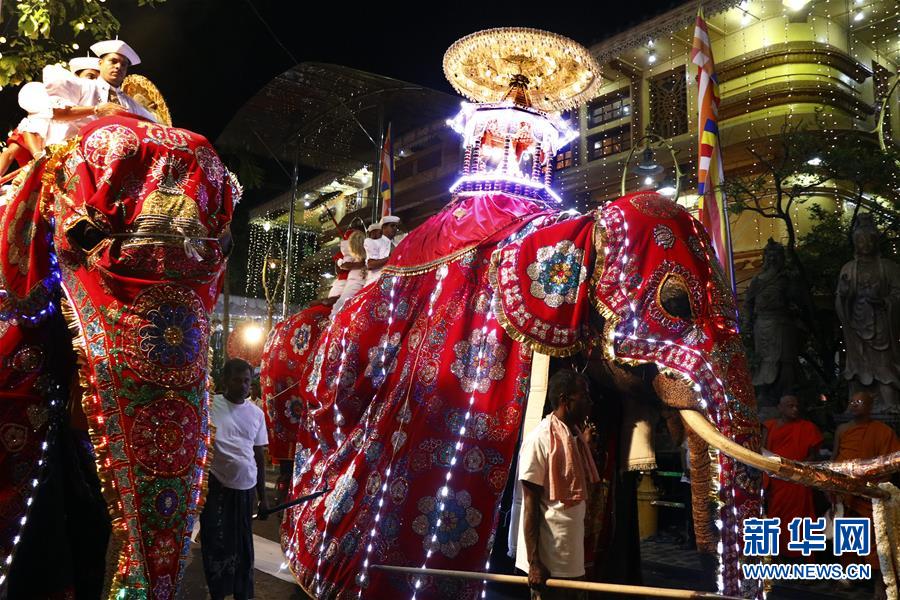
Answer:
[
  {"left": 490, "top": 214, "right": 595, "bottom": 356},
  {"left": 0, "top": 157, "right": 59, "bottom": 325},
  {"left": 592, "top": 191, "right": 762, "bottom": 599}
]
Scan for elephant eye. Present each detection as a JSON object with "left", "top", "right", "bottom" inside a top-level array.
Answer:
[
  {"left": 67, "top": 219, "right": 107, "bottom": 253},
  {"left": 658, "top": 274, "right": 694, "bottom": 321}
]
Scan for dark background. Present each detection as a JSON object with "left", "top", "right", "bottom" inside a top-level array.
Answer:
[{"left": 99, "top": 0, "right": 681, "bottom": 144}]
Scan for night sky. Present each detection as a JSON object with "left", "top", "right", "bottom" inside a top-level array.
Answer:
[{"left": 107, "top": 0, "right": 683, "bottom": 141}]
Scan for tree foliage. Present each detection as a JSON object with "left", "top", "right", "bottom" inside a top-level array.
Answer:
[{"left": 0, "top": 0, "right": 165, "bottom": 88}]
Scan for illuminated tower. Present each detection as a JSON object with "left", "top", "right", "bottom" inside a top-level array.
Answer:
[{"left": 442, "top": 28, "right": 602, "bottom": 204}]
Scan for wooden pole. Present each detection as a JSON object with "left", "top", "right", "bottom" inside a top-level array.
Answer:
[{"left": 371, "top": 565, "right": 744, "bottom": 600}]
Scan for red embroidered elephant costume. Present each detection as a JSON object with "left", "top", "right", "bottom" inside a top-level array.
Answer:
[
  {"left": 275, "top": 28, "right": 900, "bottom": 600},
  {"left": 0, "top": 115, "right": 237, "bottom": 599}
]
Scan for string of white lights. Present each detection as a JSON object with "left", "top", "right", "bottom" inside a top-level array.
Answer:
[
  {"left": 355, "top": 268, "right": 448, "bottom": 597},
  {"left": 411, "top": 289, "right": 497, "bottom": 600},
  {"left": 309, "top": 277, "right": 401, "bottom": 595}
]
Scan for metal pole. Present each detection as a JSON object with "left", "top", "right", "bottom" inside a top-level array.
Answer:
[
  {"left": 283, "top": 156, "right": 299, "bottom": 319},
  {"left": 372, "top": 105, "right": 385, "bottom": 224}
]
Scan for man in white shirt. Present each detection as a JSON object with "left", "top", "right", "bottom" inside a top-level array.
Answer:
[
  {"left": 43, "top": 39, "right": 157, "bottom": 145},
  {"left": 201, "top": 358, "right": 269, "bottom": 600},
  {"left": 363, "top": 222, "right": 388, "bottom": 286},
  {"left": 363, "top": 215, "right": 404, "bottom": 286},
  {"left": 516, "top": 369, "right": 598, "bottom": 599}
]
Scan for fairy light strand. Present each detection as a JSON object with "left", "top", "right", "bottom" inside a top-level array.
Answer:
[{"left": 411, "top": 291, "right": 497, "bottom": 600}]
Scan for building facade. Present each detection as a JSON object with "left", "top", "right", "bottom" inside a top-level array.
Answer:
[{"left": 559, "top": 0, "right": 898, "bottom": 290}]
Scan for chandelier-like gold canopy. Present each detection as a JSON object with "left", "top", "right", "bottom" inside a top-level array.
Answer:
[{"left": 443, "top": 27, "right": 602, "bottom": 112}]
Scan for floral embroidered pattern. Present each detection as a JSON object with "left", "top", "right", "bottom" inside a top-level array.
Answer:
[
  {"left": 83, "top": 124, "right": 139, "bottom": 169},
  {"left": 283, "top": 396, "right": 304, "bottom": 424},
  {"left": 140, "top": 305, "right": 202, "bottom": 368},
  {"left": 412, "top": 489, "right": 482, "bottom": 558},
  {"left": 291, "top": 323, "right": 312, "bottom": 356},
  {"left": 629, "top": 192, "right": 683, "bottom": 218},
  {"left": 450, "top": 330, "right": 507, "bottom": 393},
  {"left": 124, "top": 284, "right": 209, "bottom": 388},
  {"left": 525, "top": 240, "right": 587, "bottom": 308},
  {"left": 195, "top": 146, "right": 225, "bottom": 190},
  {"left": 132, "top": 394, "right": 200, "bottom": 476},
  {"left": 652, "top": 224, "right": 675, "bottom": 249},
  {"left": 137, "top": 475, "right": 188, "bottom": 530},
  {"left": 324, "top": 469, "right": 358, "bottom": 524},
  {"left": 364, "top": 332, "right": 401, "bottom": 387}
]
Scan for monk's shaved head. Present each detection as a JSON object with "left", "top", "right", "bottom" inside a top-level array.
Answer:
[
  {"left": 778, "top": 394, "right": 800, "bottom": 421},
  {"left": 848, "top": 390, "right": 874, "bottom": 417}
]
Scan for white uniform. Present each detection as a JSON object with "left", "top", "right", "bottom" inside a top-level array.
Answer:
[
  {"left": 364, "top": 236, "right": 394, "bottom": 287},
  {"left": 15, "top": 82, "right": 52, "bottom": 139},
  {"left": 330, "top": 258, "right": 366, "bottom": 317},
  {"left": 42, "top": 64, "right": 158, "bottom": 145}
]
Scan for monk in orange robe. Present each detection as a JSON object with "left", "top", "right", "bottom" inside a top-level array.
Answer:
[
  {"left": 762, "top": 394, "right": 823, "bottom": 560},
  {"left": 834, "top": 391, "right": 900, "bottom": 599}
]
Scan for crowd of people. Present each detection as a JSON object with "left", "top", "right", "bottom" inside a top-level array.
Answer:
[
  {"left": 323, "top": 214, "right": 407, "bottom": 315},
  {"left": 506, "top": 378, "right": 899, "bottom": 600}
]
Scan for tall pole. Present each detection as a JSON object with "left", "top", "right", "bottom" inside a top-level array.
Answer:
[
  {"left": 372, "top": 104, "right": 385, "bottom": 223},
  {"left": 283, "top": 154, "right": 299, "bottom": 319},
  {"left": 222, "top": 261, "right": 230, "bottom": 361}
]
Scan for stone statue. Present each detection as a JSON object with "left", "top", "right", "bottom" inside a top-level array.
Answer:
[
  {"left": 742, "top": 239, "right": 811, "bottom": 407},
  {"left": 836, "top": 214, "right": 900, "bottom": 414}
]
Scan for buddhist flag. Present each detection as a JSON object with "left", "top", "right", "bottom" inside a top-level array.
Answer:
[
  {"left": 691, "top": 8, "right": 735, "bottom": 292},
  {"left": 380, "top": 123, "right": 393, "bottom": 218}
]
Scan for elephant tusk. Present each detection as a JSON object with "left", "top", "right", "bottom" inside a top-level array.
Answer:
[{"left": 679, "top": 410, "right": 890, "bottom": 500}]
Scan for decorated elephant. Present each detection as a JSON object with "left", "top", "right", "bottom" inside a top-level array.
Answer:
[
  {"left": 278, "top": 188, "right": 900, "bottom": 599},
  {"left": 260, "top": 302, "right": 332, "bottom": 503},
  {"left": 0, "top": 115, "right": 237, "bottom": 598},
  {"left": 274, "top": 28, "right": 900, "bottom": 600}
]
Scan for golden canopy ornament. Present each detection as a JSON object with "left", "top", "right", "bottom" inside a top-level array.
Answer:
[
  {"left": 122, "top": 74, "right": 172, "bottom": 126},
  {"left": 443, "top": 27, "right": 602, "bottom": 112}
]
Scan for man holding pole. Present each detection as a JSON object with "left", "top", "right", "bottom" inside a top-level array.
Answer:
[{"left": 515, "top": 369, "right": 599, "bottom": 599}]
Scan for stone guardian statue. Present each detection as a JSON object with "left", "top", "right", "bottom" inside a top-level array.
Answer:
[
  {"left": 742, "top": 239, "right": 811, "bottom": 407},
  {"left": 836, "top": 214, "right": 900, "bottom": 414}
]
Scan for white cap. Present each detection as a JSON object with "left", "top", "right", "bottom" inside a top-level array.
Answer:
[
  {"left": 367, "top": 223, "right": 382, "bottom": 233},
  {"left": 69, "top": 56, "right": 100, "bottom": 74},
  {"left": 380, "top": 215, "right": 400, "bottom": 226},
  {"left": 90, "top": 39, "right": 141, "bottom": 66},
  {"left": 17, "top": 82, "right": 49, "bottom": 116}
]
